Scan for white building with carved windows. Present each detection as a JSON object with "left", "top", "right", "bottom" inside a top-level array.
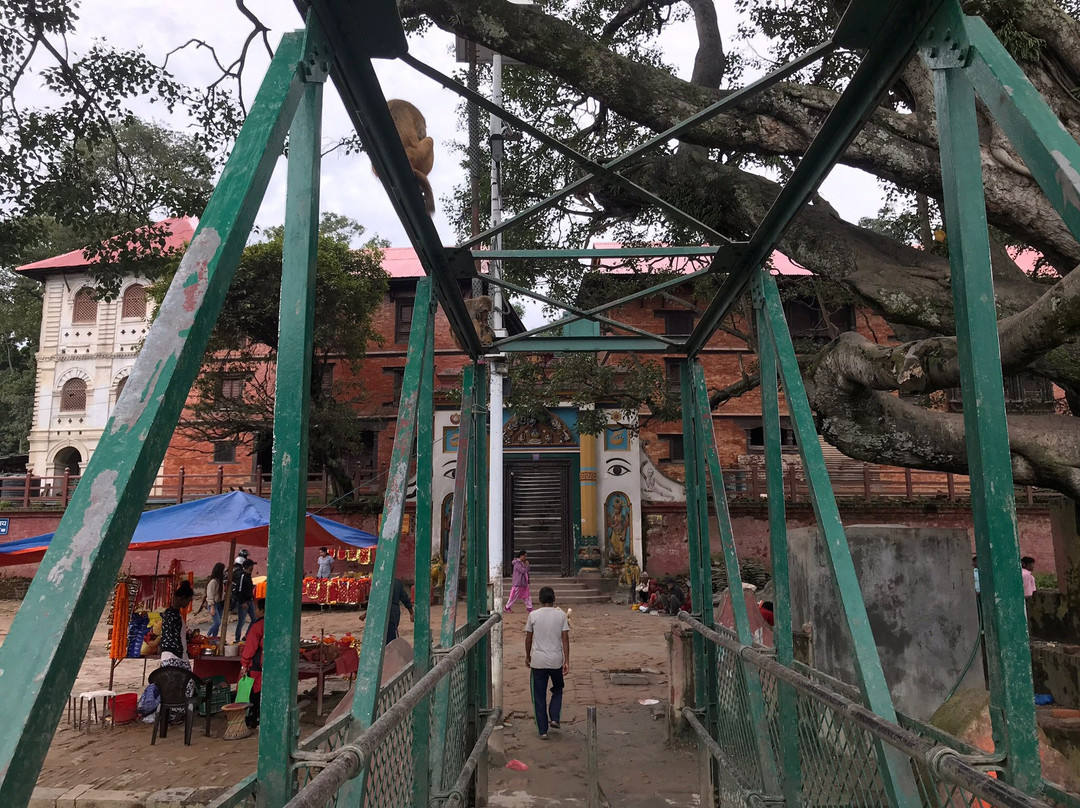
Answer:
[{"left": 16, "top": 218, "right": 194, "bottom": 482}]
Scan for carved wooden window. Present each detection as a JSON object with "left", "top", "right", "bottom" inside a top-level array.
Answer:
[
  {"left": 121, "top": 284, "right": 147, "bottom": 319},
  {"left": 219, "top": 376, "right": 244, "bottom": 402},
  {"left": 661, "top": 310, "right": 695, "bottom": 337},
  {"left": 213, "top": 441, "right": 237, "bottom": 464},
  {"left": 395, "top": 298, "right": 414, "bottom": 344},
  {"left": 60, "top": 378, "right": 87, "bottom": 412},
  {"left": 72, "top": 288, "right": 97, "bottom": 324}
]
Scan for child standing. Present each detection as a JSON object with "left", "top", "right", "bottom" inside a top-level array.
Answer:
[{"left": 505, "top": 549, "right": 533, "bottom": 613}]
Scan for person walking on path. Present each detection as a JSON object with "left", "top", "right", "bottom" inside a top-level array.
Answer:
[
  {"left": 505, "top": 550, "right": 533, "bottom": 612},
  {"left": 525, "top": 586, "right": 570, "bottom": 740},
  {"left": 361, "top": 578, "right": 415, "bottom": 643}
]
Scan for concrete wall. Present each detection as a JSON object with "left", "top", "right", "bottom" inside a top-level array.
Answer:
[
  {"left": 640, "top": 501, "right": 1054, "bottom": 579},
  {"left": 788, "top": 525, "right": 984, "bottom": 721}
]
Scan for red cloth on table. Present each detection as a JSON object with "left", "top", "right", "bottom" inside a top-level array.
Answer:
[{"left": 335, "top": 647, "right": 359, "bottom": 677}]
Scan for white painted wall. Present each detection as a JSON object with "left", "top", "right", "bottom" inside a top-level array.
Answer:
[{"left": 27, "top": 272, "right": 152, "bottom": 480}]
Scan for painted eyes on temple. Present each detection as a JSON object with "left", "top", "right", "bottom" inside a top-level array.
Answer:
[
  {"left": 442, "top": 464, "right": 456, "bottom": 479},
  {"left": 607, "top": 460, "right": 631, "bottom": 476}
]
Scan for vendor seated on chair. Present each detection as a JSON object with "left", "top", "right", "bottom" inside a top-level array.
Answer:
[{"left": 160, "top": 581, "right": 195, "bottom": 673}]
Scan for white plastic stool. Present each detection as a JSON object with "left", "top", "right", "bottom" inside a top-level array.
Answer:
[{"left": 69, "top": 689, "right": 116, "bottom": 731}]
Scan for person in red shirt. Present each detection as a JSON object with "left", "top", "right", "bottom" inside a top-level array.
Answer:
[
  {"left": 239, "top": 598, "right": 266, "bottom": 729},
  {"left": 759, "top": 601, "right": 775, "bottom": 627}
]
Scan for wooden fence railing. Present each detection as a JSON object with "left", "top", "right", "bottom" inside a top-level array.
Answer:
[{"left": 0, "top": 462, "right": 1049, "bottom": 510}]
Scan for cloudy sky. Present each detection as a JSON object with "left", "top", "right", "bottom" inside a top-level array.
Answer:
[{"left": 32, "top": 1, "right": 885, "bottom": 277}]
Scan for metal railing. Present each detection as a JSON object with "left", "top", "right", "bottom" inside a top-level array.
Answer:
[
  {"left": 283, "top": 613, "right": 500, "bottom": 808},
  {"left": 678, "top": 613, "right": 1058, "bottom": 808}
]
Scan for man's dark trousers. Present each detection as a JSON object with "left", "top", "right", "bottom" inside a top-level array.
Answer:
[{"left": 531, "top": 668, "right": 564, "bottom": 735}]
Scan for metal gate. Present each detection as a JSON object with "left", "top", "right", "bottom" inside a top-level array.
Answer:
[{"left": 505, "top": 459, "right": 572, "bottom": 576}]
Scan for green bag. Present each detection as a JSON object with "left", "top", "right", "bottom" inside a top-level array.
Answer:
[{"left": 235, "top": 675, "right": 255, "bottom": 705}]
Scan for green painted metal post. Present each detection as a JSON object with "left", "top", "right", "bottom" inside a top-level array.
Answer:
[
  {"left": 465, "top": 363, "right": 488, "bottom": 802},
  {"left": 758, "top": 270, "right": 920, "bottom": 808},
  {"left": 411, "top": 294, "right": 438, "bottom": 808},
  {"left": 929, "top": 54, "right": 1041, "bottom": 792},
  {"left": 431, "top": 365, "right": 477, "bottom": 791},
  {"left": 961, "top": 14, "right": 1080, "bottom": 244},
  {"left": 755, "top": 302, "right": 802, "bottom": 806},
  {"left": 680, "top": 361, "right": 718, "bottom": 808},
  {"left": 691, "top": 362, "right": 781, "bottom": 797},
  {"left": 0, "top": 32, "right": 310, "bottom": 808},
  {"left": 342, "top": 277, "right": 434, "bottom": 806},
  {"left": 258, "top": 65, "right": 325, "bottom": 808}
]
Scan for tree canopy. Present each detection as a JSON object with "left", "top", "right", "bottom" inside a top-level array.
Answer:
[
  {"left": 8, "top": 0, "right": 1080, "bottom": 496},
  {"left": 161, "top": 213, "right": 390, "bottom": 497}
]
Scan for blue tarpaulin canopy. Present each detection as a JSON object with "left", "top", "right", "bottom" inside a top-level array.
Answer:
[{"left": 0, "top": 491, "right": 376, "bottom": 566}]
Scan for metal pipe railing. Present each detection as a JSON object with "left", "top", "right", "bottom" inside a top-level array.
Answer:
[
  {"left": 284, "top": 612, "right": 501, "bottom": 808},
  {"left": 441, "top": 707, "right": 502, "bottom": 808},
  {"left": 677, "top": 613, "right": 1049, "bottom": 808},
  {"left": 683, "top": 708, "right": 769, "bottom": 808}
]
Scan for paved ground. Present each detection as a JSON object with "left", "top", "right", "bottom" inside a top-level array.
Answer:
[{"left": 0, "top": 594, "right": 698, "bottom": 804}]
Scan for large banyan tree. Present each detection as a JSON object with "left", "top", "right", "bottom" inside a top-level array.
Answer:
[{"left": 397, "top": 0, "right": 1080, "bottom": 497}]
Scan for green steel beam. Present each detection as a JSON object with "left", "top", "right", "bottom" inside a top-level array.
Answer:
[
  {"left": 431, "top": 365, "right": 478, "bottom": 791},
  {"left": 259, "top": 56, "right": 326, "bottom": 808},
  {"left": 755, "top": 315, "right": 802, "bottom": 806},
  {"left": 302, "top": 2, "right": 483, "bottom": 359},
  {"left": 343, "top": 277, "right": 434, "bottom": 805},
  {"left": 0, "top": 32, "right": 310, "bottom": 808},
  {"left": 499, "top": 336, "right": 673, "bottom": 353},
  {"left": 425, "top": 43, "right": 834, "bottom": 252},
  {"left": 493, "top": 269, "right": 711, "bottom": 349},
  {"left": 473, "top": 247, "right": 724, "bottom": 260},
  {"left": 757, "top": 270, "right": 920, "bottom": 808},
  {"left": 686, "top": 0, "right": 943, "bottom": 357},
  {"left": 411, "top": 291, "right": 438, "bottom": 808},
  {"left": 960, "top": 15, "right": 1080, "bottom": 245},
  {"left": 928, "top": 46, "right": 1041, "bottom": 791},
  {"left": 680, "top": 361, "right": 720, "bottom": 807},
  {"left": 690, "top": 362, "right": 781, "bottom": 796},
  {"left": 484, "top": 274, "right": 681, "bottom": 346}
]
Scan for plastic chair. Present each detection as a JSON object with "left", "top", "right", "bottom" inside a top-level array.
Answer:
[{"left": 147, "top": 667, "right": 211, "bottom": 745}]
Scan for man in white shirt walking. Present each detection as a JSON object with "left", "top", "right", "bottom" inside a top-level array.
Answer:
[{"left": 525, "top": 586, "right": 570, "bottom": 740}]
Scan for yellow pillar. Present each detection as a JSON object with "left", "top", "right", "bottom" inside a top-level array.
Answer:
[{"left": 580, "top": 432, "right": 598, "bottom": 541}]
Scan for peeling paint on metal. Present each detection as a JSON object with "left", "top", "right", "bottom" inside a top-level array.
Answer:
[
  {"left": 45, "top": 470, "right": 120, "bottom": 585},
  {"left": 110, "top": 230, "right": 221, "bottom": 435},
  {"left": 1052, "top": 151, "right": 1080, "bottom": 211}
]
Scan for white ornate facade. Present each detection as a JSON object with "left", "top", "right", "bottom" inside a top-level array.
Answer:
[{"left": 17, "top": 218, "right": 193, "bottom": 481}]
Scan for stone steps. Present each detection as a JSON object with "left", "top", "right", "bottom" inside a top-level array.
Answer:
[{"left": 500, "top": 577, "right": 610, "bottom": 604}]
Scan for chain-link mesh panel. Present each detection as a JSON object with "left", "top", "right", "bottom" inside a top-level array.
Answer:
[
  {"left": 292, "top": 711, "right": 357, "bottom": 806},
  {"left": 713, "top": 639, "right": 767, "bottom": 793},
  {"left": 690, "top": 620, "right": 1064, "bottom": 808},
  {"left": 362, "top": 664, "right": 417, "bottom": 808},
  {"left": 438, "top": 624, "right": 474, "bottom": 791}
]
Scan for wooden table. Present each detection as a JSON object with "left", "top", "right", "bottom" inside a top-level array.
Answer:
[
  {"left": 297, "top": 659, "right": 338, "bottom": 717},
  {"left": 193, "top": 655, "right": 244, "bottom": 685}
]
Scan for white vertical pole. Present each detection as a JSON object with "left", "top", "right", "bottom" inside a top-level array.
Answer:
[{"left": 488, "top": 51, "right": 506, "bottom": 718}]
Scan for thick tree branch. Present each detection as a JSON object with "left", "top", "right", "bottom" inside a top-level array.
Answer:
[{"left": 400, "top": 0, "right": 1080, "bottom": 268}]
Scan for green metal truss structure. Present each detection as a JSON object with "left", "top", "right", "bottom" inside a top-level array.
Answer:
[{"left": 0, "top": 0, "right": 1078, "bottom": 805}]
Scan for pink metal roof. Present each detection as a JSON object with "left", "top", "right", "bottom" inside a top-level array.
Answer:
[
  {"left": 382, "top": 246, "right": 426, "bottom": 278},
  {"left": 588, "top": 242, "right": 811, "bottom": 275},
  {"left": 15, "top": 217, "right": 197, "bottom": 275}
]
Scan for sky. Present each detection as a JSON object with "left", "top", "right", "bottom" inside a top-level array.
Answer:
[{"left": 24, "top": 0, "right": 887, "bottom": 323}]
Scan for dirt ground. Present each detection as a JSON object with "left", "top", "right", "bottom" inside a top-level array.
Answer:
[{"left": 0, "top": 594, "right": 697, "bottom": 805}]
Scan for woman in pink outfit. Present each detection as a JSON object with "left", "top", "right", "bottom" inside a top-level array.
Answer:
[{"left": 505, "top": 550, "right": 533, "bottom": 612}]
